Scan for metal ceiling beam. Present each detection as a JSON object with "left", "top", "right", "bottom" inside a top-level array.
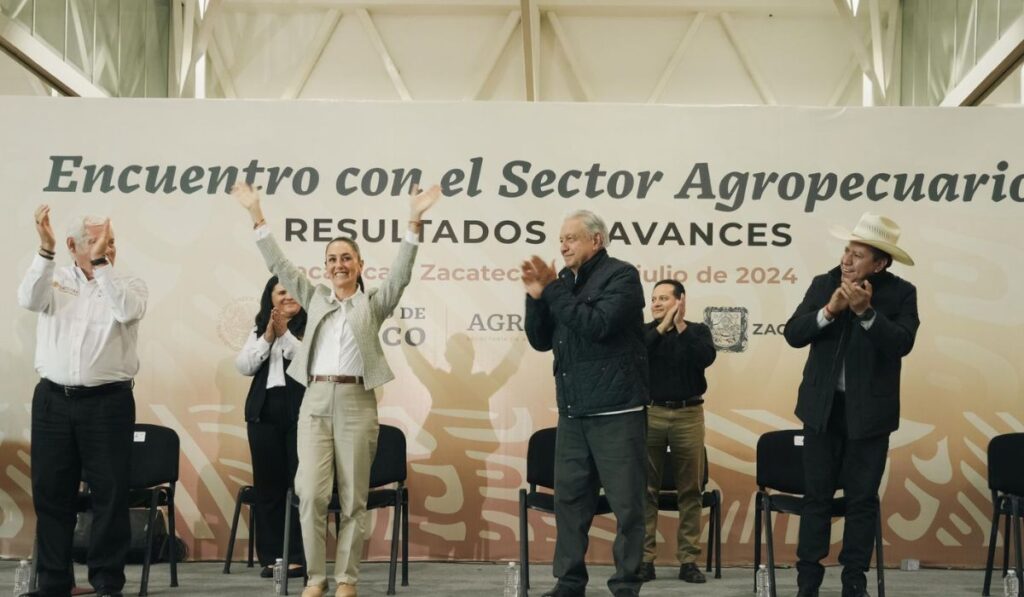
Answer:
[
  {"left": 520, "top": 0, "right": 539, "bottom": 100},
  {"left": 648, "top": 11, "right": 704, "bottom": 103},
  {"left": 0, "top": 12, "right": 106, "bottom": 97},
  {"left": 942, "top": 14, "right": 1024, "bottom": 106},
  {"left": 356, "top": 8, "right": 411, "bottom": 100},
  {"left": 465, "top": 10, "right": 520, "bottom": 100},
  {"left": 180, "top": 0, "right": 225, "bottom": 97},
  {"left": 282, "top": 8, "right": 343, "bottom": 99},
  {"left": 223, "top": 0, "right": 832, "bottom": 15},
  {"left": 548, "top": 11, "right": 593, "bottom": 101},
  {"left": 720, "top": 12, "right": 776, "bottom": 105},
  {"left": 832, "top": 0, "right": 884, "bottom": 104}
]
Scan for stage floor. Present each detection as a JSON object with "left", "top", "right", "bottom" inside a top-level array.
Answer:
[{"left": 0, "top": 560, "right": 994, "bottom": 596}]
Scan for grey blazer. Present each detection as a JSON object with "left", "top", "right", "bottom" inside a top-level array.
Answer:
[{"left": 256, "top": 233, "right": 417, "bottom": 390}]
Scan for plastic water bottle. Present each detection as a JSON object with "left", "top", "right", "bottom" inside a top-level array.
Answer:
[
  {"left": 503, "top": 561, "right": 521, "bottom": 597},
  {"left": 755, "top": 563, "right": 771, "bottom": 597},
  {"left": 12, "top": 560, "right": 31, "bottom": 597},
  {"left": 273, "top": 558, "right": 285, "bottom": 595},
  {"left": 1006, "top": 568, "right": 1020, "bottom": 597}
]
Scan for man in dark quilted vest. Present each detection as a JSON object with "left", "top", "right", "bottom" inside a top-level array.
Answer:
[{"left": 522, "top": 209, "right": 649, "bottom": 597}]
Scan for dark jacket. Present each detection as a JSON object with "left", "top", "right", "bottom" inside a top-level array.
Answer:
[
  {"left": 643, "top": 320, "right": 716, "bottom": 402},
  {"left": 244, "top": 351, "right": 306, "bottom": 423},
  {"left": 524, "top": 249, "right": 649, "bottom": 417},
  {"left": 783, "top": 266, "right": 919, "bottom": 439}
]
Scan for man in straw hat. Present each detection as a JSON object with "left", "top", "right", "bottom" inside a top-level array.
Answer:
[{"left": 783, "top": 213, "right": 919, "bottom": 597}]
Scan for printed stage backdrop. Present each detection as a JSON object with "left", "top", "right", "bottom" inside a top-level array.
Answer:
[{"left": 0, "top": 98, "right": 1021, "bottom": 569}]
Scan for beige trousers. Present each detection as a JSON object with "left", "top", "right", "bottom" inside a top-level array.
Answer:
[
  {"left": 643, "top": 404, "right": 706, "bottom": 565},
  {"left": 296, "top": 381, "right": 379, "bottom": 588}
]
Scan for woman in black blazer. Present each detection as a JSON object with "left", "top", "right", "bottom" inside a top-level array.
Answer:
[{"left": 235, "top": 276, "right": 308, "bottom": 578}]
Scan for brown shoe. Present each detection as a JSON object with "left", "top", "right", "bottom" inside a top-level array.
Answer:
[
  {"left": 301, "top": 582, "right": 328, "bottom": 597},
  {"left": 335, "top": 583, "right": 357, "bottom": 597}
]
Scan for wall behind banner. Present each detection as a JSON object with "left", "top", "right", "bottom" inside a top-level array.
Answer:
[{"left": 1, "top": 98, "right": 1021, "bottom": 568}]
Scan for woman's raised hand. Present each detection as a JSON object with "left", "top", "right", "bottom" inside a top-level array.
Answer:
[{"left": 229, "top": 182, "right": 265, "bottom": 226}]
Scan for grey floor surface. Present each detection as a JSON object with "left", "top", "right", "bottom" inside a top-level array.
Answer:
[{"left": 0, "top": 560, "right": 998, "bottom": 597}]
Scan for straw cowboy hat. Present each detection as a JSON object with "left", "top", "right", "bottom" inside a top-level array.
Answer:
[{"left": 829, "top": 212, "right": 914, "bottom": 266}]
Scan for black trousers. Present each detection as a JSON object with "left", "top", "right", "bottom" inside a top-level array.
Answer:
[
  {"left": 31, "top": 380, "right": 135, "bottom": 597},
  {"left": 247, "top": 387, "right": 304, "bottom": 567},
  {"left": 553, "top": 410, "right": 646, "bottom": 595},
  {"left": 797, "top": 393, "right": 889, "bottom": 594}
]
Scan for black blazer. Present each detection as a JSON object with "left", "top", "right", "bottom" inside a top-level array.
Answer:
[
  {"left": 783, "top": 266, "right": 919, "bottom": 439},
  {"left": 243, "top": 351, "right": 306, "bottom": 423}
]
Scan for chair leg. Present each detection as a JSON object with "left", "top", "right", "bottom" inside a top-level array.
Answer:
[
  {"left": 1005, "top": 508, "right": 1012, "bottom": 579},
  {"left": 1014, "top": 497, "right": 1023, "bottom": 590},
  {"left": 168, "top": 486, "right": 178, "bottom": 588},
  {"left": 248, "top": 501, "right": 256, "bottom": 568},
  {"left": 706, "top": 498, "right": 714, "bottom": 573},
  {"left": 139, "top": 492, "right": 160, "bottom": 597},
  {"left": 29, "top": 536, "right": 39, "bottom": 592},
  {"left": 519, "top": 489, "right": 529, "bottom": 593},
  {"left": 984, "top": 494, "right": 1002, "bottom": 596},
  {"left": 282, "top": 489, "right": 293, "bottom": 596},
  {"left": 387, "top": 493, "right": 400, "bottom": 595},
  {"left": 763, "top": 498, "right": 778, "bottom": 597},
  {"left": 875, "top": 506, "right": 885, "bottom": 597},
  {"left": 401, "top": 486, "right": 409, "bottom": 587},
  {"left": 753, "top": 493, "right": 763, "bottom": 593},
  {"left": 223, "top": 486, "right": 245, "bottom": 574},
  {"left": 715, "top": 492, "right": 723, "bottom": 579}
]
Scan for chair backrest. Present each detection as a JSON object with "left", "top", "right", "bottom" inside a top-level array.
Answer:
[
  {"left": 660, "top": 446, "right": 711, "bottom": 492},
  {"left": 369, "top": 424, "right": 407, "bottom": 488},
  {"left": 130, "top": 424, "right": 180, "bottom": 489},
  {"left": 988, "top": 432, "right": 1024, "bottom": 495},
  {"left": 756, "top": 429, "right": 806, "bottom": 494},
  {"left": 526, "top": 427, "right": 557, "bottom": 490}
]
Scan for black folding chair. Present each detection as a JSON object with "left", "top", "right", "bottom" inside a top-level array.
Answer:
[
  {"left": 753, "top": 429, "right": 885, "bottom": 597},
  {"left": 657, "top": 446, "right": 722, "bottom": 578},
  {"left": 126, "top": 424, "right": 181, "bottom": 597},
  {"left": 281, "top": 424, "right": 408, "bottom": 595},
  {"left": 982, "top": 433, "right": 1024, "bottom": 596},
  {"left": 29, "top": 424, "right": 180, "bottom": 597},
  {"left": 222, "top": 485, "right": 257, "bottom": 573},
  {"left": 517, "top": 427, "right": 613, "bottom": 592}
]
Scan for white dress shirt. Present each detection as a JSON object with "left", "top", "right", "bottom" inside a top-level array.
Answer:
[
  {"left": 817, "top": 306, "right": 876, "bottom": 392},
  {"left": 253, "top": 224, "right": 419, "bottom": 379},
  {"left": 310, "top": 293, "right": 365, "bottom": 377},
  {"left": 17, "top": 254, "right": 148, "bottom": 387},
  {"left": 235, "top": 327, "right": 302, "bottom": 388}
]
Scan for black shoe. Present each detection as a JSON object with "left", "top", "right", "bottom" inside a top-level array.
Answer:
[
  {"left": 637, "top": 562, "right": 656, "bottom": 582},
  {"left": 678, "top": 562, "right": 707, "bottom": 583},
  {"left": 842, "top": 590, "right": 870, "bottom": 597},
  {"left": 287, "top": 565, "right": 307, "bottom": 579},
  {"left": 613, "top": 590, "right": 639, "bottom": 597},
  {"left": 540, "top": 585, "right": 585, "bottom": 597},
  {"left": 796, "top": 589, "right": 820, "bottom": 597},
  {"left": 260, "top": 565, "right": 274, "bottom": 578},
  {"left": 96, "top": 593, "right": 125, "bottom": 597}
]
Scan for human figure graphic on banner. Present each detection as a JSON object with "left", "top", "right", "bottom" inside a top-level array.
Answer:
[
  {"left": 784, "top": 212, "right": 919, "bottom": 597},
  {"left": 19, "top": 205, "right": 147, "bottom": 597},
  {"left": 230, "top": 181, "right": 441, "bottom": 597},
  {"left": 637, "top": 279, "right": 716, "bottom": 585},
  {"left": 521, "top": 209, "right": 648, "bottom": 597},
  {"left": 402, "top": 333, "right": 526, "bottom": 558}
]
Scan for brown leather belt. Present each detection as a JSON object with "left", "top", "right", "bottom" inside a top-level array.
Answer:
[{"left": 309, "top": 375, "right": 363, "bottom": 385}]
